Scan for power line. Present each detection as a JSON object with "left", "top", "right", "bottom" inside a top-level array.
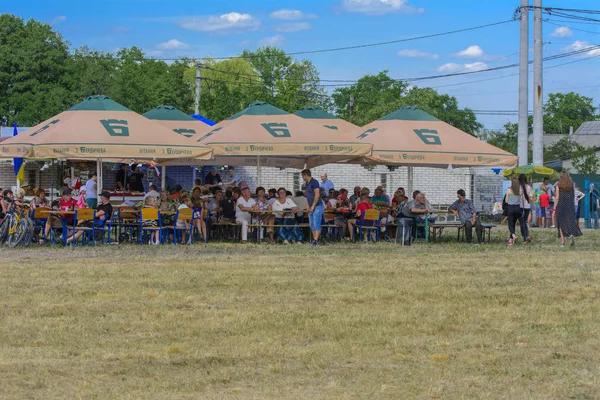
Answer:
[
  {"left": 208, "top": 19, "right": 517, "bottom": 59},
  {"left": 204, "top": 44, "right": 600, "bottom": 89},
  {"left": 546, "top": 20, "right": 600, "bottom": 35}
]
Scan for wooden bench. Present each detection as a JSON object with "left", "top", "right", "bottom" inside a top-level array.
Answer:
[{"left": 427, "top": 221, "right": 496, "bottom": 243}]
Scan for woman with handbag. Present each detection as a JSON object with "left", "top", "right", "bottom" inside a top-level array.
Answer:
[{"left": 505, "top": 178, "right": 524, "bottom": 246}]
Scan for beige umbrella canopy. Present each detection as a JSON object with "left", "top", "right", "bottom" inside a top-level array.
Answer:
[
  {"left": 294, "top": 106, "right": 360, "bottom": 133},
  {"left": 190, "top": 101, "right": 372, "bottom": 160},
  {"left": 353, "top": 107, "right": 517, "bottom": 167},
  {"left": 0, "top": 96, "right": 213, "bottom": 161},
  {"left": 143, "top": 105, "right": 210, "bottom": 138}
]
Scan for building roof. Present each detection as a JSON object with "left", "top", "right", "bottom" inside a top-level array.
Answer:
[{"left": 574, "top": 121, "right": 600, "bottom": 136}]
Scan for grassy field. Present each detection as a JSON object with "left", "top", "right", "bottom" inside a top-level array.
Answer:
[{"left": 1, "top": 228, "right": 600, "bottom": 399}]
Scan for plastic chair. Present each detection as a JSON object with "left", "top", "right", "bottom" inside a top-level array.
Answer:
[
  {"left": 31, "top": 207, "right": 50, "bottom": 244},
  {"left": 322, "top": 211, "right": 343, "bottom": 242},
  {"left": 117, "top": 207, "right": 139, "bottom": 243},
  {"left": 68, "top": 208, "right": 96, "bottom": 246},
  {"left": 163, "top": 208, "right": 193, "bottom": 245},
  {"left": 139, "top": 208, "right": 162, "bottom": 245},
  {"left": 357, "top": 209, "right": 381, "bottom": 242}
]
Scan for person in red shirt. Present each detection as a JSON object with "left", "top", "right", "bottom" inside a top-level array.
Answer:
[
  {"left": 347, "top": 195, "right": 374, "bottom": 241},
  {"left": 539, "top": 187, "right": 550, "bottom": 228},
  {"left": 44, "top": 189, "right": 78, "bottom": 243}
]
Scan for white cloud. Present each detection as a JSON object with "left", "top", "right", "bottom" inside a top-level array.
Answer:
[
  {"left": 178, "top": 12, "right": 261, "bottom": 34},
  {"left": 437, "top": 61, "right": 488, "bottom": 73},
  {"left": 275, "top": 22, "right": 312, "bottom": 32},
  {"left": 51, "top": 16, "right": 67, "bottom": 25},
  {"left": 463, "top": 62, "right": 488, "bottom": 72},
  {"left": 157, "top": 39, "right": 190, "bottom": 50},
  {"left": 397, "top": 49, "right": 438, "bottom": 59},
  {"left": 550, "top": 26, "right": 573, "bottom": 38},
  {"left": 259, "top": 35, "right": 285, "bottom": 47},
  {"left": 454, "top": 45, "right": 485, "bottom": 58},
  {"left": 269, "top": 9, "right": 317, "bottom": 20},
  {"left": 563, "top": 40, "right": 600, "bottom": 56},
  {"left": 341, "top": 0, "right": 424, "bottom": 15}
]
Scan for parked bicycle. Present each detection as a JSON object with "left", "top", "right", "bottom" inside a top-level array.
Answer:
[{"left": 0, "top": 197, "right": 34, "bottom": 247}]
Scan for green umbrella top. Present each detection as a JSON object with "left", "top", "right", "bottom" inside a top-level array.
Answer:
[
  {"left": 143, "top": 105, "right": 196, "bottom": 121},
  {"left": 503, "top": 164, "right": 560, "bottom": 181}
]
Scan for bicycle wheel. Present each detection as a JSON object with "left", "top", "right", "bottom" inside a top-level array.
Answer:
[
  {"left": 0, "top": 218, "right": 9, "bottom": 244},
  {"left": 8, "top": 219, "right": 27, "bottom": 248},
  {"left": 20, "top": 218, "right": 35, "bottom": 247}
]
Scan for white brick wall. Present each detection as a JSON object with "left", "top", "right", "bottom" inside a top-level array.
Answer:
[
  {"left": 0, "top": 161, "right": 503, "bottom": 209},
  {"left": 229, "top": 163, "right": 499, "bottom": 206}
]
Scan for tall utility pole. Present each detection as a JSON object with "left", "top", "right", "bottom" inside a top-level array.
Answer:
[
  {"left": 195, "top": 64, "right": 201, "bottom": 115},
  {"left": 517, "top": 0, "right": 529, "bottom": 166},
  {"left": 532, "top": 0, "right": 544, "bottom": 165}
]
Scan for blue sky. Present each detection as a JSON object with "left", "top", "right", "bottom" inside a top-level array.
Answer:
[{"left": 8, "top": 0, "right": 600, "bottom": 130}]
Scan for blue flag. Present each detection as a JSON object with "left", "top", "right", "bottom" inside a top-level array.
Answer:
[{"left": 13, "top": 122, "right": 24, "bottom": 185}]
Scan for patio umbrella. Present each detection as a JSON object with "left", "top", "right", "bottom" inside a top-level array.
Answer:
[
  {"left": 351, "top": 106, "right": 517, "bottom": 168},
  {"left": 143, "top": 105, "right": 210, "bottom": 138},
  {"left": 294, "top": 106, "right": 360, "bottom": 133},
  {"left": 0, "top": 96, "right": 213, "bottom": 161},
  {"left": 185, "top": 101, "right": 372, "bottom": 176},
  {"left": 503, "top": 164, "right": 559, "bottom": 181}
]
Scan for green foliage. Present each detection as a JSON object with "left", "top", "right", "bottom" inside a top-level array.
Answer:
[
  {"left": 0, "top": 14, "right": 72, "bottom": 126},
  {"left": 571, "top": 146, "right": 600, "bottom": 175},
  {"left": 544, "top": 92, "right": 598, "bottom": 134},
  {"left": 331, "top": 71, "right": 482, "bottom": 134}
]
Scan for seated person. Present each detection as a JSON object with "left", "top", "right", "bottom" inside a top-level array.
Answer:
[
  {"left": 45, "top": 189, "right": 78, "bottom": 243},
  {"left": 207, "top": 189, "right": 223, "bottom": 223},
  {"left": 271, "top": 187, "right": 302, "bottom": 243},
  {"left": 66, "top": 191, "right": 113, "bottom": 244},
  {"left": 372, "top": 186, "right": 392, "bottom": 228},
  {"left": 402, "top": 192, "right": 434, "bottom": 238},
  {"left": 176, "top": 195, "right": 193, "bottom": 243},
  {"left": 145, "top": 184, "right": 160, "bottom": 199},
  {"left": 31, "top": 188, "right": 50, "bottom": 210},
  {"left": 347, "top": 194, "right": 374, "bottom": 241},
  {"left": 142, "top": 195, "right": 160, "bottom": 245},
  {"left": 220, "top": 189, "right": 236, "bottom": 222},
  {"left": 191, "top": 198, "right": 207, "bottom": 240},
  {"left": 448, "top": 189, "right": 483, "bottom": 244}
]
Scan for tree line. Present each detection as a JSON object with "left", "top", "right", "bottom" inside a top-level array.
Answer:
[{"left": 1, "top": 13, "right": 599, "bottom": 171}]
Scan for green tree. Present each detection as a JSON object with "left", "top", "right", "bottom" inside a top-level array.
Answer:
[
  {"left": 544, "top": 92, "right": 598, "bottom": 134},
  {"left": 241, "top": 47, "right": 330, "bottom": 113},
  {"left": 331, "top": 71, "right": 482, "bottom": 134},
  {"left": 0, "top": 14, "right": 72, "bottom": 126},
  {"left": 571, "top": 146, "right": 600, "bottom": 174},
  {"left": 184, "top": 57, "right": 262, "bottom": 121},
  {"left": 480, "top": 121, "right": 532, "bottom": 160}
]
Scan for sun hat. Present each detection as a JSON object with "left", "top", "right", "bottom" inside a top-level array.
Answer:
[{"left": 238, "top": 181, "right": 250, "bottom": 191}]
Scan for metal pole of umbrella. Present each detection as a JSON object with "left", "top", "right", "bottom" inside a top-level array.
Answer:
[
  {"left": 256, "top": 156, "right": 260, "bottom": 188},
  {"left": 407, "top": 166, "right": 414, "bottom": 196},
  {"left": 162, "top": 166, "right": 166, "bottom": 191}
]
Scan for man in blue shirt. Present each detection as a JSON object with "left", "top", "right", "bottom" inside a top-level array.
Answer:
[
  {"left": 448, "top": 189, "right": 483, "bottom": 244},
  {"left": 320, "top": 173, "right": 334, "bottom": 199},
  {"left": 223, "top": 166, "right": 242, "bottom": 188},
  {"left": 303, "top": 169, "right": 324, "bottom": 248}
]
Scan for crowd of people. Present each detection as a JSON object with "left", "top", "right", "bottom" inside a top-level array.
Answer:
[
  {"left": 1, "top": 166, "right": 597, "bottom": 247},
  {"left": 502, "top": 172, "right": 586, "bottom": 247}
]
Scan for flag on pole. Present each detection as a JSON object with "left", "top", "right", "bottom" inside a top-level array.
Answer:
[{"left": 13, "top": 122, "right": 25, "bottom": 186}]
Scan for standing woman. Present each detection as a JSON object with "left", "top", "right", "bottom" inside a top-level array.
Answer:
[
  {"left": 555, "top": 171, "right": 582, "bottom": 247},
  {"left": 518, "top": 174, "right": 533, "bottom": 244},
  {"left": 505, "top": 178, "right": 523, "bottom": 246}
]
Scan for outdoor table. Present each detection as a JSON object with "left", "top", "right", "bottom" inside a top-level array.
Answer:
[
  {"left": 422, "top": 210, "right": 449, "bottom": 243},
  {"left": 42, "top": 210, "right": 76, "bottom": 243},
  {"left": 249, "top": 210, "right": 308, "bottom": 244}
]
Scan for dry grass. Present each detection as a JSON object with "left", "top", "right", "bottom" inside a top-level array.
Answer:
[{"left": 1, "top": 228, "right": 600, "bottom": 399}]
